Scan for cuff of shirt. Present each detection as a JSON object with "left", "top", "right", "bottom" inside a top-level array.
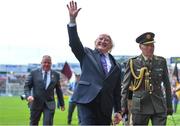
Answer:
[{"left": 68, "top": 23, "right": 76, "bottom": 27}]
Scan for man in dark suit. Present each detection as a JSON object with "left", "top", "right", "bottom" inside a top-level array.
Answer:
[
  {"left": 66, "top": 1, "right": 122, "bottom": 125},
  {"left": 24, "top": 55, "right": 65, "bottom": 125},
  {"left": 121, "top": 32, "right": 173, "bottom": 125}
]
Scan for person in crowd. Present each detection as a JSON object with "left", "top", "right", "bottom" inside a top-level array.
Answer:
[
  {"left": 24, "top": 55, "right": 65, "bottom": 125},
  {"left": 171, "top": 76, "right": 179, "bottom": 113},
  {"left": 172, "top": 87, "right": 179, "bottom": 113},
  {"left": 121, "top": 32, "right": 173, "bottom": 125},
  {"left": 66, "top": 1, "right": 122, "bottom": 125},
  {"left": 67, "top": 73, "right": 81, "bottom": 125}
]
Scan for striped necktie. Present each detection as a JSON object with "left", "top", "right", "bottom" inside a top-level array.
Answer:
[{"left": 100, "top": 54, "right": 108, "bottom": 75}]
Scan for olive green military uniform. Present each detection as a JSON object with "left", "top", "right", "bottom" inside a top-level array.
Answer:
[{"left": 121, "top": 54, "right": 173, "bottom": 125}]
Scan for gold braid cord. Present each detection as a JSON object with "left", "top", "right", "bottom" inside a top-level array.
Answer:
[{"left": 130, "top": 59, "right": 148, "bottom": 91}]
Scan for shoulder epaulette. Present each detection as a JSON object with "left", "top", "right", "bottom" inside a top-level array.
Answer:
[
  {"left": 129, "top": 56, "right": 139, "bottom": 62},
  {"left": 154, "top": 55, "right": 165, "bottom": 61},
  {"left": 131, "top": 56, "right": 138, "bottom": 59}
]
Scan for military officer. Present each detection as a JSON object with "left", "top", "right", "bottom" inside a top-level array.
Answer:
[{"left": 121, "top": 32, "right": 173, "bottom": 125}]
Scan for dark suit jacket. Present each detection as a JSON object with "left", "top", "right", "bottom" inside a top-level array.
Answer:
[
  {"left": 24, "top": 68, "right": 64, "bottom": 110},
  {"left": 67, "top": 25, "right": 122, "bottom": 116},
  {"left": 121, "top": 55, "right": 172, "bottom": 114}
]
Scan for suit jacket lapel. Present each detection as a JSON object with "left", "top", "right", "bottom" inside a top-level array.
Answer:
[
  {"left": 139, "top": 54, "right": 146, "bottom": 67},
  {"left": 46, "top": 70, "right": 54, "bottom": 89},
  {"left": 93, "top": 49, "right": 105, "bottom": 77},
  {"left": 38, "top": 69, "right": 44, "bottom": 86},
  {"left": 105, "top": 54, "right": 118, "bottom": 77},
  {"left": 151, "top": 55, "right": 156, "bottom": 71}
]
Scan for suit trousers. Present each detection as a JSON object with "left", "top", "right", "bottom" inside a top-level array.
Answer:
[
  {"left": 132, "top": 112, "right": 167, "bottom": 125},
  {"left": 77, "top": 94, "right": 112, "bottom": 125},
  {"left": 68, "top": 101, "right": 81, "bottom": 124},
  {"left": 30, "top": 103, "right": 55, "bottom": 126},
  {"left": 68, "top": 102, "right": 76, "bottom": 124}
]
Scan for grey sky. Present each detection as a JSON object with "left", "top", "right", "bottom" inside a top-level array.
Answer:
[{"left": 0, "top": 0, "right": 180, "bottom": 65}]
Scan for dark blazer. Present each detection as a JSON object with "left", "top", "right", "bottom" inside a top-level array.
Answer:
[
  {"left": 121, "top": 54, "right": 172, "bottom": 114},
  {"left": 67, "top": 25, "right": 121, "bottom": 116},
  {"left": 24, "top": 68, "right": 64, "bottom": 110}
]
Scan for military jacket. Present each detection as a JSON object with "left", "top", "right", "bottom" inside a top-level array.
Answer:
[{"left": 121, "top": 54, "right": 172, "bottom": 114}]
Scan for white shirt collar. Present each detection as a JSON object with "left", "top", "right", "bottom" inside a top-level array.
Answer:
[
  {"left": 142, "top": 54, "right": 153, "bottom": 61},
  {"left": 42, "top": 70, "right": 50, "bottom": 74},
  {"left": 103, "top": 53, "right": 109, "bottom": 57}
]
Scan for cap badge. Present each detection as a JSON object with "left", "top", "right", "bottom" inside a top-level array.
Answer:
[{"left": 146, "top": 34, "right": 151, "bottom": 40}]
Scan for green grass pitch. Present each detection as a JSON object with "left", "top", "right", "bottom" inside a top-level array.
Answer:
[{"left": 0, "top": 96, "right": 180, "bottom": 125}]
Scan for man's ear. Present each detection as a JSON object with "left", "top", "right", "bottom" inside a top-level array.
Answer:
[{"left": 139, "top": 44, "right": 141, "bottom": 49}]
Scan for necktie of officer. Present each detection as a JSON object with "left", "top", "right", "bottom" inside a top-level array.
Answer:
[
  {"left": 43, "top": 71, "right": 48, "bottom": 88},
  {"left": 146, "top": 59, "right": 152, "bottom": 70},
  {"left": 100, "top": 54, "right": 108, "bottom": 75}
]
